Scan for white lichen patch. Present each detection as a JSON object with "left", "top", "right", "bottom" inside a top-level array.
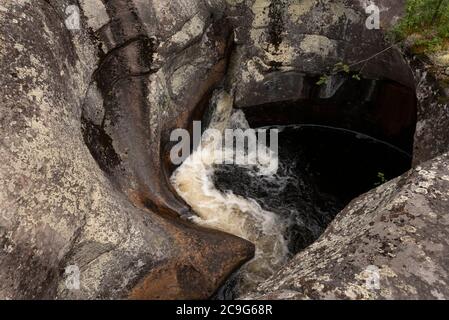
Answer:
[
  {"left": 15, "top": 66, "right": 38, "bottom": 79},
  {"left": 169, "top": 14, "right": 205, "bottom": 47},
  {"left": 150, "top": 0, "right": 199, "bottom": 38},
  {"left": 170, "top": 64, "right": 197, "bottom": 97},
  {"left": 343, "top": 283, "right": 377, "bottom": 300},
  {"left": 266, "top": 40, "right": 298, "bottom": 64},
  {"left": 430, "top": 52, "right": 449, "bottom": 68},
  {"left": 241, "top": 58, "right": 267, "bottom": 83},
  {"left": 418, "top": 169, "right": 436, "bottom": 181},
  {"left": 385, "top": 194, "right": 409, "bottom": 210},
  {"left": 79, "top": 0, "right": 110, "bottom": 31},
  {"left": 251, "top": 0, "right": 271, "bottom": 29},
  {"left": 328, "top": 2, "right": 361, "bottom": 24},
  {"left": 13, "top": 43, "right": 25, "bottom": 52},
  {"left": 147, "top": 71, "right": 170, "bottom": 138},
  {"left": 226, "top": 0, "right": 245, "bottom": 7},
  {"left": 300, "top": 34, "right": 337, "bottom": 57},
  {"left": 287, "top": 0, "right": 315, "bottom": 23}
]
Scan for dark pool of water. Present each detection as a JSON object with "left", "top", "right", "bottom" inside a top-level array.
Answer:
[{"left": 213, "top": 124, "right": 412, "bottom": 255}]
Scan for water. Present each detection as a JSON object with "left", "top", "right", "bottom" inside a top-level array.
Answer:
[
  {"left": 213, "top": 124, "right": 412, "bottom": 258},
  {"left": 171, "top": 90, "right": 412, "bottom": 297},
  {"left": 171, "top": 91, "right": 289, "bottom": 295}
]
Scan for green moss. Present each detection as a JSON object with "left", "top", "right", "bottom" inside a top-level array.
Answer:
[{"left": 392, "top": 0, "right": 449, "bottom": 53}]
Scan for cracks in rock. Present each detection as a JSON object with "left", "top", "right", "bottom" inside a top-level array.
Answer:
[
  {"left": 108, "top": 70, "right": 158, "bottom": 91},
  {"left": 93, "top": 35, "right": 157, "bottom": 81},
  {"left": 81, "top": 114, "right": 122, "bottom": 174},
  {"left": 165, "top": 21, "right": 210, "bottom": 59},
  {"left": 166, "top": 9, "right": 203, "bottom": 39},
  {"left": 84, "top": 33, "right": 157, "bottom": 159},
  {"left": 41, "top": 0, "right": 69, "bottom": 26}
]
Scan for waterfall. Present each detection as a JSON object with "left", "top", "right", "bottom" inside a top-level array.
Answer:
[{"left": 170, "top": 90, "right": 289, "bottom": 294}]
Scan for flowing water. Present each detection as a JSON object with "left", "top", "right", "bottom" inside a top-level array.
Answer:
[
  {"left": 171, "top": 91, "right": 289, "bottom": 295},
  {"left": 170, "top": 90, "right": 412, "bottom": 297}
]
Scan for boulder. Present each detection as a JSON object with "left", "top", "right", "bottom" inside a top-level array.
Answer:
[{"left": 244, "top": 152, "right": 449, "bottom": 299}]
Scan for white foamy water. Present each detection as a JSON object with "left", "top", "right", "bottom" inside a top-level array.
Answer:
[{"left": 170, "top": 90, "right": 289, "bottom": 293}]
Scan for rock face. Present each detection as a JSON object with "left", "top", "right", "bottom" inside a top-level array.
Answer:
[
  {"left": 0, "top": 0, "right": 254, "bottom": 299},
  {"left": 411, "top": 55, "right": 449, "bottom": 165},
  {"left": 245, "top": 153, "right": 449, "bottom": 299},
  {"left": 82, "top": 0, "right": 233, "bottom": 216},
  {"left": 241, "top": 0, "right": 449, "bottom": 300},
  {"left": 1, "top": 0, "right": 448, "bottom": 300},
  {"left": 224, "top": 0, "right": 417, "bottom": 157},
  {"left": 227, "top": 0, "right": 413, "bottom": 107}
]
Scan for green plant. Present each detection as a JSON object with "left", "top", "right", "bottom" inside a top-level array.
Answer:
[
  {"left": 316, "top": 75, "right": 329, "bottom": 85},
  {"left": 333, "top": 62, "right": 351, "bottom": 74},
  {"left": 393, "top": 0, "right": 449, "bottom": 53},
  {"left": 374, "top": 172, "right": 388, "bottom": 187},
  {"left": 316, "top": 62, "right": 361, "bottom": 85}
]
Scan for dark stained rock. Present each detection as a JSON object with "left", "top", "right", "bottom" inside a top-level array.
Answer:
[
  {"left": 410, "top": 55, "right": 449, "bottom": 165},
  {"left": 226, "top": 0, "right": 414, "bottom": 109},
  {"left": 224, "top": 0, "right": 417, "bottom": 155}
]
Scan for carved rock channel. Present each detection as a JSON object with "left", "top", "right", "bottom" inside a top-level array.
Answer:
[{"left": 1, "top": 0, "right": 448, "bottom": 300}]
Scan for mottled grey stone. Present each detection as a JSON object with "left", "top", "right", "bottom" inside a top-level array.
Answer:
[{"left": 245, "top": 153, "right": 449, "bottom": 300}]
